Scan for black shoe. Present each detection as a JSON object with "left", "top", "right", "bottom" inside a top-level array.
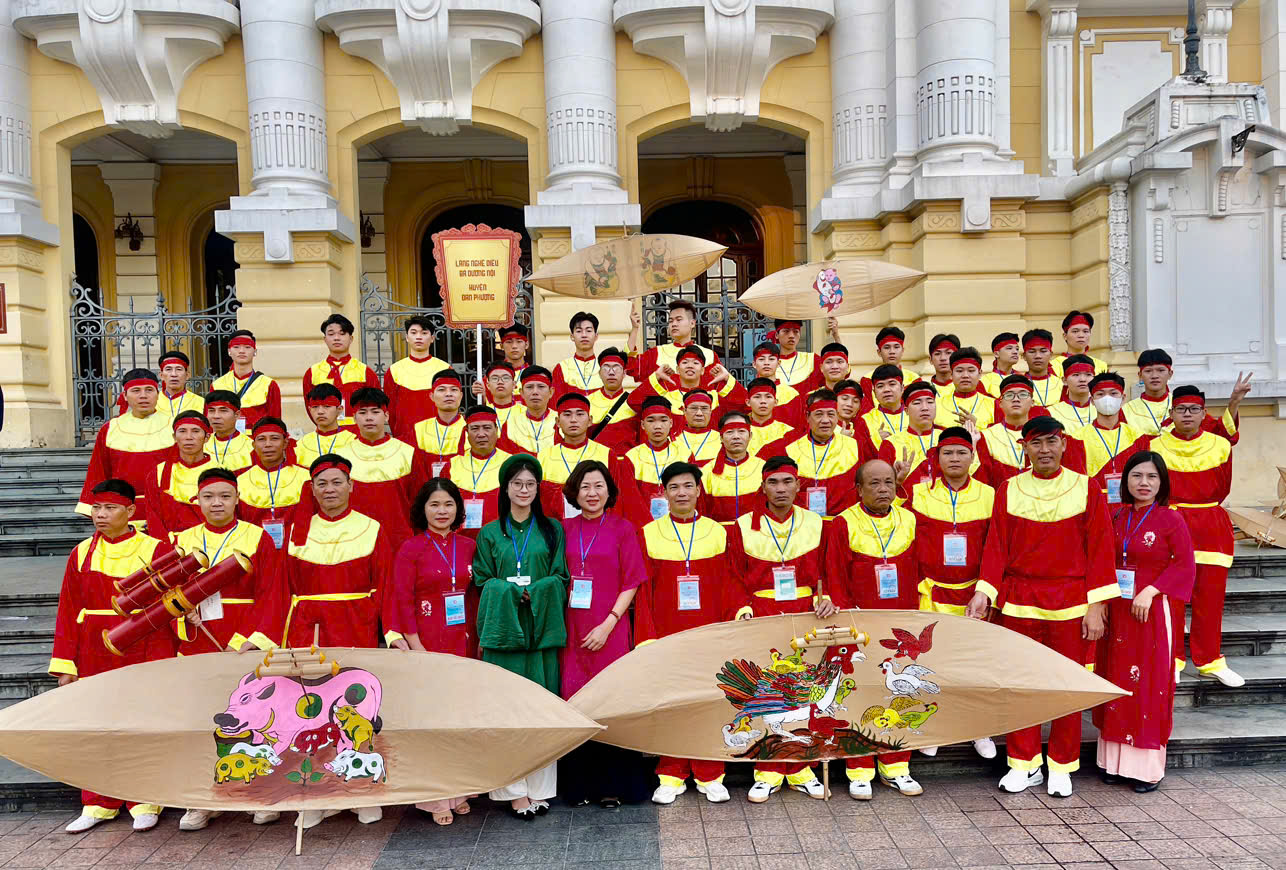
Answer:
[
  {"left": 1133, "top": 780, "right": 1159, "bottom": 793},
  {"left": 531, "top": 800, "right": 550, "bottom": 816},
  {"left": 1100, "top": 771, "right": 1121, "bottom": 785},
  {"left": 599, "top": 797, "right": 622, "bottom": 809},
  {"left": 570, "top": 799, "right": 591, "bottom": 807}
]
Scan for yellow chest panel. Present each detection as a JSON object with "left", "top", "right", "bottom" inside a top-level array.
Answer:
[
  {"left": 211, "top": 371, "right": 274, "bottom": 406},
  {"left": 837, "top": 505, "right": 916, "bottom": 558},
  {"left": 654, "top": 343, "right": 716, "bottom": 370},
  {"left": 1150, "top": 431, "right": 1231, "bottom": 473},
  {"left": 748, "top": 421, "right": 793, "bottom": 456},
  {"left": 449, "top": 449, "right": 512, "bottom": 493},
  {"left": 538, "top": 441, "right": 613, "bottom": 485},
  {"left": 105, "top": 412, "right": 174, "bottom": 452},
  {"left": 415, "top": 416, "right": 466, "bottom": 454},
  {"left": 981, "top": 424, "right": 1026, "bottom": 468},
  {"left": 642, "top": 516, "right": 727, "bottom": 561},
  {"left": 1049, "top": 402, "right": 1095, "bottom": 432},
  {"left": 1073, "top": 422, "right": 1146, "bottom": 477},
  {"left": 76, "top": 533, "right": 164, "bottom": 576},
  {"left": 627, "top": 442, "right": 689, "bottom": 485},
  {"left": 1028, "top": 374, "right": 1063, "bottom": 407},
  {"left": 156, "top": 460, "right": 207, "bottom": 502},
  {"left": 338, "top": 438, "right": 416, "bottom": 483},
  {"left": 506, "top": 412, "right": 557, "bottom": 454},
  {"left": 387, "top": 356, "right": 450, "bottom": 391},
  {"left": 309, "top": 359, "right": 371, "bottom": 386},
  {"left": 676, "top": 430, "right": 721, "bottom": 464},
  {"left": 176, "top": 521, "right": 266, "bottom": 565},
  {"left": 704, "top": 456, "right": 766, "bottom": 497},
  {"left": 589, "top": 390, "right": 635, "bottom": 423},
  {"left": 295, "top": 430, "right": 357, "bottom": 469},
  {"left": 776, "top": 352, "right": 816, "bottom": 387},
  {"left": 205, "top": 433, "right": 254, "bottom": 470},
  {"left": 557, "top": 356, "right": 603, "bottom": 392},
  {"left": 239, "top": 465, "right": 311, "bottom": 509},
  {"left": 910, "top": 479, "right": 994, "bottom": 524},
  {"left": 784, "top": 433, "right": 862, "bottom": 480},
  {"left": 288, "top": 511, "right": 382, "bottom": 565},
  {"left": 861, "top": 407, "right": 907, "bottom": 449},
  {"left": 1005, "top": 470, "right": 1090, "bottom": 523},
  {"left": 736, "top": 508, "right": 824, "bottom": 562}
]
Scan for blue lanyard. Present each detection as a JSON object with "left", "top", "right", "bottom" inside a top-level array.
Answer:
[
  {"left": 734, "top": 461, "right": 740, "bottom": 519},
  {"left": 953, "top": 392, "right": 980, "bottom": 418},
  {"left": 527, "top": 413, "right": 547, "bottom": 446},
  {"left": 912, "top": 428, "right": 934, "bottom": 462},
  {"left": 166, "top": 390, "right": 183, "bottom": 419},
  {"left": 783, "top": 353, "right": 799, "bottom": 382},
  {"left": 1120, "top": 503, "right": 1156, "bottom": 563},
  {"left": 572, "top": 357, "right": 595, "bottom": 388},
  {"left": 879, "top": 408, "right": 904, "bottom": 435},
  {"left": 1000, "top": 427, "right": 1023, "bottom": 465},
  {"left": 315, "top": 431, "right": 339, "bottom": 457},
  {"left": 684, "top": 429, "right": 713, "bottom": 460},
  {"left": 670, "top": 516, "right": 698, "bottom": 574},
  {"left": 505, "top": 518, "right": 535, "bottom": 574},
  {"left": 767, "top": 510, "right": 795, "bottom": 566},
  {"left": 202, "top": 521, "right": 239, "bottom": 565},
  {"left": 434, "top": 416, "right": 457, "bottom": 456},
  {"left": 944, "top": 480, "right": 963, "bottom": 531},
  {"left": 649, "top": 443, "right": 672, "bottom": 483},
  {"left": 561, "top": 440, "right": 590, "bottom": 476},
  {"left": 426, "top": 531, "right": 458, "bottom": 589},
  {"left": 211, "top": 435, "right": 232, "bottom": 464},
  {"left": 577, "top": 516, "right": 605, "bottom": 572},
  {"left": 1033, "top": 377, "right": 1052, "bottom": 406},
  {"left": 810, "top": 437, "right": 833, "bottom": 487},
  {"left": 1093, "top": 425, "right": 1124, "bottom": 471},
  {"left": 265, "top": 463, "right": 283, "bottom": 510},
  {"left": 1143, "top": 396, "right": 1168, "bottom": 432},
  {"left": 470, "top": 450, "right": 496, "bottom": 489},
  {"left": 866, "top": 511, "right": 898, "bottom": 560},
  {"left": 1070, "top": 402, "right": 1090, "bottom": 427}
]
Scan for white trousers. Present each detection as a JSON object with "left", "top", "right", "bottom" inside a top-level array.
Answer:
[{"left": 489, "top": 761, "right": 557, "bottom": 801}]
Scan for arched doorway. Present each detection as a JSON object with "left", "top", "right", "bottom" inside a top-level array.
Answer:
[
  {"left": 71, "top": 214, "right": 107, "bottom": 434},
  {"left": 641, "top": 200, "right": 772, "bottom": 383},
  {"left": 202, "top": 225, "right": 238, "bottom": 309}
]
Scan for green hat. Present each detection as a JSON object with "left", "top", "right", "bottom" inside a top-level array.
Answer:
[{"left": 499, "top": 452, "right": 542, "bottom": 485}]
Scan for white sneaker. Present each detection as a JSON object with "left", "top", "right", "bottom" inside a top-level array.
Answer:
[
  {"left": 297, "top": 809, "right": 341, "bottom": 830},
  {"left": 179, "top": 809, "right": 221, "bottom": 831},
  {"left": 918, "top": 746, "right": 939, "bottom": 756},
  {"left": 848, "top": 779, "right": 872, "bottom": 800},
  {"left": 881, "top": 774, "right": 923, "bottom": 796},
  {"left": 651, "top": 782, "right": 687, "bottom": 805},
  {"left": 132, "top": 813, "right": 159, "bottom": 832},
  {"left": 354, "top": 806, "right": 382, "bottom": 824},
  {"left": 65, "top": 813, "right": 107, "bottom": 834},
  {"left": 697, "top": 781, "right": 730, "bottom": 803},
  {"left": 747, "top": 781, "right": 780, "bottom": 803},
  {"left": 998, "top": 767, "right": 1043, "bottom": 794},
  {"left": 790, "top": 778, "right": 827, "bottom": 799},
  {"left": 973, "top": 737, "right": 997, "bottom": 759},
  {"left": 251, "top": 811, "right": 279, "bottom": 825},
  {"left": 1046, "top": 771, "right": 1073, "bottom": 798},
  {"left": 1208, "top": 667, "right": 1246, "bottom": 688}
]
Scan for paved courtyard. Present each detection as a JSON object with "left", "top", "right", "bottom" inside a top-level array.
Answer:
[{"left": 0, "top": 765, "right": 1284, "bottom": 870}]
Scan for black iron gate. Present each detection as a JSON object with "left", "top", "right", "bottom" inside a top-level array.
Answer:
[
  {"left": 69, "top": 278, "right": 240, "bottom": 445},
  {"left": 358, "top": 275, "right": 536, "bottom": 380}
]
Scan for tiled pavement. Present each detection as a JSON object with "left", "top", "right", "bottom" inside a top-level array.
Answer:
[{"left": 3, "top": 765, "right": 1286, "bottom": 869}]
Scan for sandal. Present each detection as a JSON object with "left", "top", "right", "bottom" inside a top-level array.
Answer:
[
  {"left": 454, "top": 801, "right": 471, "bottom": 816},
  {"left": 599, "top": 797, "right": 622, "bottom": 809},
  {"left": 509, "top": 800, "right": 538, "bottom": 821},
  {"left": 432, "top": 812, "right": 454, "bottom": 826},
  {"left": 530, "top": 799, "right": 550, "bottom": 816}
]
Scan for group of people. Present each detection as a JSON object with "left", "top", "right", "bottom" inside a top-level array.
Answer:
[{"left": 56, "top": 302, "right": 1251, "bottom": 836}]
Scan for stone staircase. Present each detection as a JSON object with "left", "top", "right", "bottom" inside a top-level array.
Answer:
[{"left": 0, "top": 447, "right": 1284, "bottom": 807}]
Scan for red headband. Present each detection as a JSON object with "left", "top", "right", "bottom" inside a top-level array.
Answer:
[
  {"left": 198, "top": 475, "right": 236, "bottom": 492},
  {"left": 523, "top": 373, "right": 552, "bottom": 387},
  {"left": 93, "top": 491, "right": 133, "bottom": 507},
  {"left": 351, "top": 399, "right": 386, "bottom": 411},
  {"left": 809, "top": 399, "right": 838, "bottom": 412},
  {"left": 903, "top": 385, "right": 936, "bottom": 403},
  {"left": 174, "top": 416, "right": 212, "bottom": 434},
  {"left": 719, "top": 419, "right": 750, "bottom": 433},
  {"left": 753, "top": 347, "right": 777, "bottom": 361},
  {"left": 776, "top": 321, "right": 802, "bottom": 331},
  {"left": 598, "top": 353, "right": 627, "bottom": 368},
  {"left": 938, "top": 433, "right": 973, "bottom": 451},
  {"left": 835, "top": 384, "right": 860, "bottom": 398},
  {"left": 878, "top": 338, "right": 904, "bottom": 349},
  {"left": 683, "top": 392, "right": 713, "bottom": 407},
  {"left": 306, "top": 395, "right": 343, "bottom": 408},
  {"left": 205, "top": 400, "right": 237, "bottom": 412},
  {"left": 932, "top": 341, "right": 960, "bottom": 354},
  {"left": 992, "top": 337, "right": 1019, "bottom": 351},
  {"left": 557, "top": 394, "right": 592, "bottom": 411},
  {"left": 767, "top": 461, "right": 799, "bottom": 477},
  {"left": 253, "top": 422, "right": 287, "bottom": 437},
  {"left": 1024, "top": 336, "right": 1053, "bottom": 351},
  {"left": 1065, "top": 314, "right": 1091, "bottom": 330},
  {"left": 465, "top": 407, "right": 499, "bottom": 423},
  {"left": 310, "top": 460, "right": 349, "bottom": 479},
  {"left": 1173, "top": 394, "right": 1205, "bottom": 408},
  {"left": 951, "top": 358, "right": 981, "bottom": 370},
  {"left": 747, "top": 383, "right": 775, "bottom": 398},
  {"left": 1002, "top": 382, "right": 1033, "bottom": 395},
  {"left": 123, "top": 377, "right": 157, "bottom": 392},
  {"left": 821, "top": 349, "right": 848, "bottom": 363},
  {"left": 159, "top": 354, "right": 188, "bottom": 369},
  {"left": 1064, "top": 361, "right": 1094, "bottom": 377},
  {"left": 228, "top": 336, "right": 256, "bottom": 349}
]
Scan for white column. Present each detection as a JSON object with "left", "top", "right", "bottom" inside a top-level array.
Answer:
[
  {"left": 887, "top": 0, "right": 918, "bottom": 181},
  {"left": 1039, "top": 1, "right": 1078, "bottom": 176},
  {"left": 830, "top": 0, "right": 888, "bottom": 194},
  {"left": 215, "top": 0, "right": 353, "bottom": 262},
  {"left": 525, "top": 0, "right": 638, "bottom": 249},
  {"left": 1200, "top": 1, "right": 1235, "bottom": 84},
  {"left": 0, "top": 6, "right": 55, "bottom": 244},
  {"left": 914, "top": 0, "right": 998, "bottom": 163}
]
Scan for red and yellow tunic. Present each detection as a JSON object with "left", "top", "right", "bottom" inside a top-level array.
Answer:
[
  {"left": 338, "top": 435, "right": 423, "bottom": 551},
  {"left": 537, "top": 439, "right": 621, "bottom": 519},
  {"left": 675, "top": 427, "right": 721, "bottom": 465},
  {"left": 629, "top": 341, "right": 720, "bottom": 382},
  {"left": 283, "top": 508, "right": 394, "bottom": 648},
  {"left": 1066, "top": 421, "right": 1150, "bottom": 494},
  {"left": 115, "top": 389, "right": 205, "bottom": 426},
  {"left": 236, "top": 460, "right": 311, "bottom": 541},
  {"left": 382, "top": 354, "right": 451, "bottom": 442},
  {"left": 858, "top": 367, "right": 919, "bottom": 413},
  {"left": 775, "top": 350, "right": 819, "bottom": 388},
  {"left": 627, "top": 373, "right": 747, "bottom": 426},
  {"left": 1149, "top": 430, "right": 1234, "bottom": 569},
  {"left": 446, "top": 448, "right": 513, "bottom": 538},
  {"left": 144, "top": 454, "right": 213, "bottom": 541},
  {"left": 500, "top": 408, "right": 558, "bottom": 457},
  {"left": 294, "top": 428, "right": 357, "bottom": 470},
  {"left": 623, "top": 441, "right": 691, "bottom": 524},
  {"left": 747, "top": 419, "right": 794, "bottom": 457},
  {"left": 205, "top": 431, "right": 254, "bottom": 472},
  {"left": 827, "top": 503, "right": 919, "bottom": 609},
  {"left": 1058, "top": 352, "right": 1109, "bottom": 377},
  {"left": 980, "top": 366, "right": 1027, "bottom": 397},
  {"left": 762, "top": 432, "right": 864, "bottom": 518},
  {"left": 855, "top": 405, "right": 906, "bottom": 456},
  {"left": 50, "top": 531, "right": 176, "bottom": 679},
  {"left": 210, "top": 370, "right": 282, "bottom": 430},
  {"left": 414, "top": 414, "right": 467, "bottom": 474},
  {"left": 977, "top": 468, "right": 1119, "bottom": 620},
  {"left": 635, "top": 515, "right": 729, "bottom": 642},
  {"left": 974, "top": 422, "right": 1029, "bottom": 486},
  {"left": 934, "top": 386, "right": 995, "bottom": 429},
  {"left": 551, "top": 354, "right": 603, "bottom": 396},
  {"left": 769, "top": 381, "right": 803, "bottom": 428},
  {"left": 302, "top": 356, "right": 379, "bottom": 424},
  {"left": 1026, "top": 372, "right": 1064, "bottom": 408},
  {"left": 77, "top": 412, "right": 174, "bottom": 517},
  {"left": 697, "top": 453, "right": 766, "bottom": 522},
  {"left": 587, "top": 387, "right": 638, "bottom": 451},
  {"left": 904, "top": 478, "right": 995, "bottom": 615},
  {"left": 726, "top": 506, "right": 828, "bottom": 619},
  {"left": 878, "top": 427, "right": 940, "bottom": 483},
  {"left": 1122, "top": 392, "right": 1239, "bottom": 443},
  {"left": 1049, "top": 400, "right": 1095, "bottom": 433},
  {"left": 174, "top": 520, "right": 287, "bottom": 652}
]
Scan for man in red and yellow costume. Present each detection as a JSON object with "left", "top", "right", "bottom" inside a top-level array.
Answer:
[
  {"left": 144, "top": 410, "right": 215, "bottom": 540},
  {"left": 537, "top": 392, "right": 624, "bottom": 520},
  {"left": 623, "top": 396, "right": 689, "bottom": 525},
  {"left": 203, "top": 390, "right": 254, "bottom": 472},
  {"left": 295, "top": 384, "right": 357, "bottom": 469},
  {"left": 339, "top": 387, "right": 424, "bottom": 550},
  {"left": 627, "top": 298, "right": 721, "bottom": 381},
  {"left": 113, "top": 349, "right": 204, "bottom": 424},
  {"left": 586, "top": 347, "right": 638, "bottom": 452},
  {"left": 762, "top": 390, "right": 865, "bottom": 518},
  {"left": 302, "top": 314, "right": 378, "bottom": 428},
  {"left": 78, "top": 369, "right": 174, "bottom": 520},
  {"left": 382, "top": 315, "right": 451, "bottom": 442},
  {"left": 413, "top": 368, "right": 468, "bottom": 474},
  {"left": 550, "top": 311, "right": 603, "bottom": 397},
  {"left": 500, "top": 365, "right": 558, "bottom": 456},
  {"left": 237, "top": 417, "right": 311, "bottom": 547},
  {"left": 211, "top": 330, "right": 282, "bottom": 430},
  {"left": 697, "top": 411, "right": 766, "bottom": 522},
  {"left": 445, "top": 406, "right": 513, "bottom": 538},
  {"left": 744, "top": 378, "right": 795, "bottom": 456}
]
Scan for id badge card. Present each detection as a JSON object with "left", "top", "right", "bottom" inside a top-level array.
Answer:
[
  {"left": 431, "top": 461, "right": 447, "bottom": 478},
  {"left": 677, "top": 575, "right": 701, "bottom": 611},
  {"left": 650, "top": 496, "right": 669, "bottom": 520},
  {"left": 876, "top": 563, "right": 899, "bottom": 599},
  {"left": 806, "top": 486, "right": 828, "bottom": 515},
  {"left": 943, "top": 533, "right": 968, "bottom": 567},
  {"left": 234, "top": 416, "right": 247, "bottom": 434},
  {"left": 464, "top": 499, "right": 484, "bottom": 529},
  {"left": 564, "top": 499, "right": 582, "bottom": 520},
  {"left": 569, "top": 575, "right": 593, "bottom": 609},
  {"left": 198, "top": 590, "right": 224, "bottom": 621},
  {"left": 263, "top": 520, "right": 285, "bottom": 549},
  {"left": 1116, "top": 567, "right": 1136, "bottom": 600},
  {"left": 1105, "top": 473, "right": 1123, "bottom": 504},
  {"left": 443, "top": 592, "right": 466, "bottom": 625},
  {"left": 772, "top": 566, "right": 797, "bottom": 601},
  {"left": 506, "top": 575, "right": 532, "bottom": 587}
]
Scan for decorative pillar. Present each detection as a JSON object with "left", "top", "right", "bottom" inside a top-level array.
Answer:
[
  {"left": 216, "top": 0, "right": 354, "bottom": 431},
  {"left": 1107, "top": 180, "right": 1131, "bottom": 352},
  {"left": 915, "top": 0, "right": 998, "bottom": 163},
  {"left": 1038, "top": 1, "right": 1078, "bottom": 176},
  {"left": 1199, "top": 1, "right": 1235, "bottom": 84},
  {"left": 830, "top": 0, "right": 888, "bottom": 195},
  {"left": 0, "top": 6, "right": 53, "bottom": 244}
]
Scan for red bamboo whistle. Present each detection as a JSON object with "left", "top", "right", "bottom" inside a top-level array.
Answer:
[
  {"left": 112, "top": 550, "right": 208, "bottom": 616},
  {"left": 112, "top": 545, "right": 186, "bottom": 593},
  {"left": 104, "top": 552, "right": 252, "bottom": 656}
]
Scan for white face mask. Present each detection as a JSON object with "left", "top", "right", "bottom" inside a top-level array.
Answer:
[{"left": 1093, "top": 394, "right": 1123, "bottom": 415}]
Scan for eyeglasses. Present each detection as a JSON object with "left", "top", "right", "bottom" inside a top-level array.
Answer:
[
  {"left": 509, "top": 479, "right": 538, "bottom": 490},
  {"left": 1001, "top": 391, "right": 1030, "bottom": 401}
]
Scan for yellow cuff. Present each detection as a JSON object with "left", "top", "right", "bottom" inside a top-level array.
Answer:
[
  {"left": 1194, "top": 551, "right": 1234, "bottom": 568},
  {"left": 637, "top": 638, "right": 657, "bottom": 647},
  {"left": 1007, "top": 754, "right": 1043, "bottom": 772},
  {"left": 1046, "top": 757, "right": 1080, "bottom": 774},
  {"left": 129, "top": 804, "right": 162, "bottom": 818},
  {"left": 227, "top": 633, "right": 249, "bottom": 650},
  {"left": 48, "top": 657, "right": 77, "bottom": 677},
  {"left": 785, "top": 768, "right": 817, "bottom": 786},
  {"left": 734, "top": 606, "right": 754, "bottom": 621},
  {"left": 80, "top": 805, "right": 119, "bottom": 820},
  {"left": 811, "top": 594, "right": 832, "bottom": 607},
  {"left": 657, "top": 774, "right": 685, "bottom": 789},
  {"left": 384, "top": 630, "right": 404, "bottom": 647},
  {"left": 845, "top": 766, "right": 874, "bottom": 783},
  {"left": 246, "top": 631, "right": 278, "bottom": 651},
  {"left": 1087, "top": 583, "right": 1121, "bottom": 604},
  {"left": 1221, "top": 408, "right": 1237, "bottom": 436},
  {"left": 876, "top": 760, "right": 909, "bottom": 779},
  {"left": 753, "top": 769, "right": 785, "bottom": 786},
  {"left": 976, "top": 580, "right": 999, "bottom": 603},
  {"left": 1197, "top": 657, "right": 1228, "bottom": 674}
]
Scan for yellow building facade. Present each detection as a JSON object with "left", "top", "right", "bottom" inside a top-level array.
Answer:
[{"left": 1, "top": 0, "right": 1282, "bottom": 501}]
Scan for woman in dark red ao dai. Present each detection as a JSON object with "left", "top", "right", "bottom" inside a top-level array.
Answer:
[
  {"left": 389, "top": 478, "right": 478, "bottom": 824},
  {"left": 558, "top": 460, "right": 652, "bottom": 808},
  {"left": 1094, "top": 451, "right": 1195, "bottom": 792}
]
